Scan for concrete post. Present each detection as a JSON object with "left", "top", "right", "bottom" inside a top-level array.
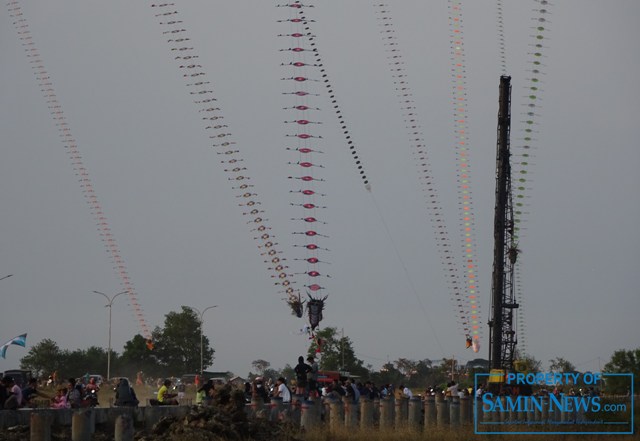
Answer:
[
  {"left": 460, "top": 395, "right": 471, "bottom": 425},
  {"left": 541, "top": 397, "right": 549, "bottom": 422},
  {"left": 373, "top": 398, "right": 380, "bottom": 423},
  {"left": 301, "top": 400, "right": 320, "bottom": 431},
  {"left": 527, "top": 400, "right": 536, "bottom": 423},
  {"left": 424, "top": 395, "right": 436, "bottom": 427},
  {"left": 250, "top": 397, "right": 265, "bottom": 419},
  {"left": 407, "top": 396, "right": 422, "bottom": 430},
  {"left": 342, "top": 396, "right": 357, "bottom": 428},
  {"left": 499, "top": 396, "right": 508, "bottom": 423},
  {"left": 114, "top": 413, "right": 134, "bottom": 441},
  {"left": 394, "top": 396, "right": 408, "bottom": 428},
  {"left": 323, "top": 398, "right": 331, "bottom": 426},
  {"left": 269, "top": 397, "right": 283, "bottom": 422},
  {"left": 436, "top": 395, "right": 449, "bottom": 426},
  {"left": 360, "top": 397, "right": 374, "bottom": 430},
  {"left": 71, "top": 410, "right": 92, "bottom": 441},
  {"left": 329, "top": 399, "right": 344, "bottom": 432},
  {"left": 475, "top": 397, "right": 484, "bottom": 424},
  {"left": 450, "top": 395, "right": 460, "bottom": 427},
  {"left": 291, "top": 394, "right": 304, "bottom": 426},
  {"left": 30, "top": 411, "right": 53, "bottom": 441},
  {"left": 508, "top": 397, "right": 517, "bottom": 422},
  {"left": 482, "top": 396, "right": 493, "bottom": 423},
  {"left": 553, "top": 398, "right": 561, "bottom": 423},
  {"left": 378, "top": 396, "right": 394, "bottom": 429},
  {"left": 534, "top": 400, "right": 542, "bottom": 422}
]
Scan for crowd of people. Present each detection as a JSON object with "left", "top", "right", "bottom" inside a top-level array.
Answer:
[{"left": 0, "top": 373, "right": 141, "bottom": 410}]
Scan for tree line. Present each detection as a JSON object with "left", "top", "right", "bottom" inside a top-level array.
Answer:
[
  {"left": 15, "top": 306, "right": 639, "bottom": 394},
  {"left": 19, "top": 306, "right": 214, "bottom": 381}
]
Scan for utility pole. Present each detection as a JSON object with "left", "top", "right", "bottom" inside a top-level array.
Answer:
[
  {"left": 489, "top": 75, "right": 519, "bottom": 371},
  {"left": 191, "top": 305, "right": 218, "bottom": 375},
  {"left": 93, "top": 290, "right": 128, "bottom": 381}
]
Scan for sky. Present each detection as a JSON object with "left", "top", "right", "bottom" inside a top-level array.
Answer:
[{"left": 1, "top": 1, "right": 638, "bottom": 378}]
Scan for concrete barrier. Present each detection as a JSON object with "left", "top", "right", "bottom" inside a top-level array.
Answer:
[
  {"left": 424, "top": 395, "right": 436, "bottom": 427},
  {"left": 359, "top": 397, "right": 374, "bottom": 429},
  {"left": 460, "top": 395, "right": 471, "bottom": 425},
  {"left": 300, "top": 400, "right": 320, "bottom": 431},
  {"left": 407, "top": 397, "right": 421, "bottom": 430},
  {"left": 343, "top": 397, "right": 357, "bottom": 428},
  {"left": 378, "top": 396, "right": 393, "bottom": 429},
  {"left": 329, "top": 399, "right": 343, "bottom": 432},
  {"left": 30, "top": 411, "right": 53, "bottom": 441},
  {"left": 449, "top": 396, "right": 460, "bottom": 427},
  {"left": 114, "top": 413, "right": 134, "bottom": 441},
  {"left": 436, "top": 395, "right": 449, "bottom": 426},
  {"left": 71, "top": 409, "right": 93, "bottom": 441},
  {"left": 394, "top": 397, "right": 408, "bottom": 428}
]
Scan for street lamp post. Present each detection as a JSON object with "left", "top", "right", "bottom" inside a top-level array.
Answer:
[
  {"left": 93, "top": 290, "right": 128, "bottom": 381},
  {"left": 191, "top": 305, "right": 218, "bottom": 375}
]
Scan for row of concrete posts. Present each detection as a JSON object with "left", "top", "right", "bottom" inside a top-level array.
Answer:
[
  {"left": 248, "top": 394, "right": 476, "bottom": 431},
  {"left": 25, "top": 405, "right": 189, "bottom": 441}
]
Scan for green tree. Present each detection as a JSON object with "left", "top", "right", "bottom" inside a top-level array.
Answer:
[
  {"left": 307, "top": 327, "right": 368, "bottom": 377},
  {"left": 20, "top": 339, "right": 63, "bottom": 378},
  {"left": 152, "top": 306, "right": 214, "bottom": 375},
  {"left": 251, "top": 359, "right": 271, "bottom": 376},
  {"left": 83, "top": 346, "right": 109, "bottom": 375},
  {"left": 548, "top": 357, "right": 576, "bottom": 374},
  {"left": 371, "top": 362, "right": 404, "bottom": 387},
  {"left": 603, "top": 348, "right": 640, "bottom": 394},
  {"left": 395, "top": 358, "right": 418, "bottom": 379},
  {"left": 120, "top": 334, "right": 160, "bottom": 378},
  {"left": 514, "top": 351, "right": 542, "bottom": 373}
]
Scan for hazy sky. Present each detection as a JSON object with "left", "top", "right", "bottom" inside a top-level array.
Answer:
[{"left": 1, "top": 1, "right": 638, "bottom": 377}]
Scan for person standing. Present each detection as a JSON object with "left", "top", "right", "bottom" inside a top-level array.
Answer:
[
  {"left": 294, "top": 356, "right": 312, "bottom": 395},
  {"left": 306, "top": 356, "right": 319, "bottom": 398}
]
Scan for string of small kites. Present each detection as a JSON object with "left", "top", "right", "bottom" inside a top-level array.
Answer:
[
  {"left": 374, "top": 3, "right": 480, "bottom": 352},
  {"left": 447, "top": 0, "right": 483, "bottom": 348},
  {"left": 6, "top": 0, "right": 154, "bottom": 348},
  {"left": 149, "top": 2, "right": 309, "bottom": 325},
  {"left": 8, "top": 0, "right": 552, "bottom": 353},
  {"left": 277, "top": 2, "right": 330, "bottom": 333},
  {"left": 511, "top": 0, "right": 553, "bottom": 354}
]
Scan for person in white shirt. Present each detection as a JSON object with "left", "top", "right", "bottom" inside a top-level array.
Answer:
[
  {"left": 273, "top": 377, "right": 291, "bottom": 403},
  {"left": 400, "top": 384, "right": 413, "bottom": 399},
  {"left": 447, "top": 381, "right": 459, "bottom": 398}
]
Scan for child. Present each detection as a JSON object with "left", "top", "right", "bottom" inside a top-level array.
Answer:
[{"left": 51, "top": 388, "right": 68, "bottom": 409}]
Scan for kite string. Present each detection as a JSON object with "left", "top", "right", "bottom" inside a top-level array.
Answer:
[
  {"left": 149, "top": 2, "right": 297, "bottom": 307},
  {"left": 7, "top": 0, "right": 153, "bottom": 341},
  {"left": 373, "top": 3, "right": 475, "bottom": 344},
  {"left": 447, "top": 0, "right": 483, "bottom": 341},
  {"left": 284, "top": 2, "right": 372, "bottom": 191},
  {"left": 369, "top": 192, "right": 446, "bottom": 358},
  {"left": 496, "top": 0, "right": 507, "bottom": 74},
  {"left": 278, "top": 1, "right": 331, "bottom": 322},
  {"left": 510, "top": 0, "right": 553, "bottom": 352}
]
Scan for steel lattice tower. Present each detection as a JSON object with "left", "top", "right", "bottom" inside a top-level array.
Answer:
[{"left": 489, "top": 75, "right": 519, "bottom": 370}]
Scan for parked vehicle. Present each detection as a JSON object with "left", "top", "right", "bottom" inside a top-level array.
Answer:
[
  {"left": 88, "top": 374, "right": 104, "bottom": 386},
  {"left": 2, "top": 369, "right": 32, "bottom": 388}
]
